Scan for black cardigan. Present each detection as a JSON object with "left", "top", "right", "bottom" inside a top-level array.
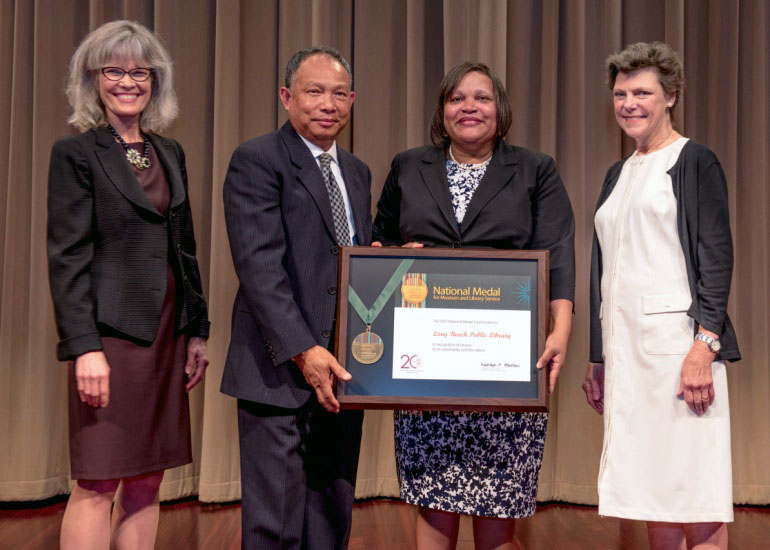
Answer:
[
  {"left": 47, "top": 128, "right": 210, "bottom": 361},
  {"left": 589, "top": 140, "right": 740, "bottom": 363}
]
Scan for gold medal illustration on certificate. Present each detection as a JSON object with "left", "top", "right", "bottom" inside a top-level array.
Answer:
[
  {"left": 400, "top": 272, "right": 428, "bottom": 307},
  {"left": 348, "top": 259, "right": 415, "bottom": 365}
]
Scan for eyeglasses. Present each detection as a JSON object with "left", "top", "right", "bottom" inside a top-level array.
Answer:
[{"left": 100, "top": 67, "right": 154, "bottom": 82}]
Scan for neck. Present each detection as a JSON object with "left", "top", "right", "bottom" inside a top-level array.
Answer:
[
  {"left": 107, "top": 114, "right": 143, "bottom": 142},
  {"left": 449, "top": 141, "right": 494, "bottom": 164},
  {"left": 636, "top": 122, "right": 677, "bottom": 155}
]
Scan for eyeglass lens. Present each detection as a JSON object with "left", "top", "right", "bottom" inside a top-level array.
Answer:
[{"left": 101, "top": 67, "right": 153, "bottom": 82}]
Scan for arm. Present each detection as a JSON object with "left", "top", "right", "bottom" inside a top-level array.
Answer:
[
  {"left": 678, "top": 156, "right": 734, "bottom": 415},
  {"left": 47, "top": 139, "right": 103, "bottom": 359},
  {"left": 691, "top": 159, "right": 733, "bottom": 334},
  {"left": 536, "top": 298, "right": 573, "bottom": 392},
  {"left": 223, "top": 144, "right": 318, "bottom": 365},
  {"left": 47, "top": 138, "right": 110, "bottom": 407},
  {"left": 530, "top": 156, "right": 575, "bottom": 392},
  {"left": 175, "top": 141, "right": 210, "bottom": 340},
  {"left": 372, "top": 154, "right": 405, "bottom": 246}
]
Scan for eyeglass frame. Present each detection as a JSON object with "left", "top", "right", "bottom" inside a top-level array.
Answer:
[{"left": 100, "top": 66, "right": 155, "bottom": 82}]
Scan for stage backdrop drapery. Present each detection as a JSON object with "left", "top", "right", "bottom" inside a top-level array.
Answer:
[{"left": 1, "top": 0, "right": 768, "bottom": 505}]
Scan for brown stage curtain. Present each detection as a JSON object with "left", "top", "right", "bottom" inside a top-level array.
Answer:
[{"left": 1, "top": 0, "right": 768, "bottom": 505}]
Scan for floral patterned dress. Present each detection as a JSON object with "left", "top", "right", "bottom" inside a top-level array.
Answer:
[{"left": 393, "top": 157, "right": 548, "bottom": 518}]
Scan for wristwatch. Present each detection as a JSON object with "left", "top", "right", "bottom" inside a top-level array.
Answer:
[{"left": 695, "top": 332, "right": 721, "bottom": 353}]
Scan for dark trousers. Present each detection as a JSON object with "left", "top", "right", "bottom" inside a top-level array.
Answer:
[{"left": 237, "top": 399, "right": 364, "bottom": 550}]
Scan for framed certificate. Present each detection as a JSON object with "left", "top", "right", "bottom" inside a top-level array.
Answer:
[{"left": 334, "top": 247, "right": 549, "bottom": 412}]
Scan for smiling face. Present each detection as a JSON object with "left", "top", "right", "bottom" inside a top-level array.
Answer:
[
  {"left": 612, "top": 68, "right": 675, "bottom": 149},
  {"left": 443, "top": 71, "right": 498, "bottom": 152},
  {"left": 279, "top": 54, "right": 354, "bottom": 151},
  {"left": 98, "top": 58, "right": 152, "bottom": 129}
]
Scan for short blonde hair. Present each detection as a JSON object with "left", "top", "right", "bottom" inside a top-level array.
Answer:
[
  {"left": 66, "top": 20, "right": 178, "bottom": 132},
  {"left": 606, "top": 41, "right": 685, "bottom": 123}
]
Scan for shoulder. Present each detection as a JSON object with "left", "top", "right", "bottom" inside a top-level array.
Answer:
[
  {"left": 603, "top": 158, "right": 625, "bottom": 183},
  {"left": 677, "top": 139, "right": 721, "bottom": 166},
  {"left": 504, "top": 143, "right": 554, "bottom": 167},
  {"left": 51, "top": 130, "right": 94, "bottom": 154},
  {"left": 390, "top": 145, "right": 442, "bottom": 170},
  {"left": 231, "top": 129, "right": 285, "bottom": 159},
  {"left": 337, "top": 146, "right": 370, "bottom": 173}
]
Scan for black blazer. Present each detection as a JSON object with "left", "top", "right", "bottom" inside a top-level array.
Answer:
[
  {"left": 589, "top": 140, "right": 740, "bottom": 363},
  {"left": 373, "top": 140, "right": 575, "bottom": 302},
  {"left": 47, "top": 128, "right": 210, "bottom": 361},
  {"left": 220, "top": 122, "right": 372, "bottom": 408}
]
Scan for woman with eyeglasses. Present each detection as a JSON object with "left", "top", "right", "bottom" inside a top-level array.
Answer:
[{"left": 47, "top": 20, "right": 209, "bottom": 549}]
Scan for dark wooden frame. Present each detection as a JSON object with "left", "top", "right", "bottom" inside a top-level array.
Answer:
[{"left": 334, "top": 247, "right": 550, "bottom": 411}]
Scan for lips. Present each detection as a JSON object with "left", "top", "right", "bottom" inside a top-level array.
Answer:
[{"left": 458, "top": 117, "right": 482, "bottom": 125}]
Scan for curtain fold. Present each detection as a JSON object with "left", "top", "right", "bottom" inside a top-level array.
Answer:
[{"left": 1, "top": 0, "right": 768, "bottom": 506}]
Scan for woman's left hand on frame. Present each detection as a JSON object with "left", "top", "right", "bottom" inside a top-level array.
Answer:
[
  {"left": 677, "top": 343, "right": 716, "bottom": 416},
  {"left": 185, "top": 337, "right": 209, "bottom": 392},
  {"left": 536, "top": 299, "right": 573, "bottom": 393},
  {"left": 536, "top": 329, "right": 569, "bottom": 393}
]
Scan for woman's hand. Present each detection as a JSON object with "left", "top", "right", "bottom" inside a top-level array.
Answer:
[
  {"left": 75, "top": 351, "right": 111, "bottom": 408},
  {"left": 677, "top": 341, "right": 716, "bottom": 416},
  {"left": 582, "top": 362, "right": 605, "bottom": 414},
  {"left": 536, "top": 298, "right": 572, "bottom": 392},
  {"left": 185, "top": 337, "right": 209, "bottom": 391}
]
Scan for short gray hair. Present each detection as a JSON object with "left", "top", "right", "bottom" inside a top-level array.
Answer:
[
  {"left": 284, "top": 46, "right": 353, "bottom": 90},
  {"left": 66, "top": 20, "right": 178, "bottom": 133}
]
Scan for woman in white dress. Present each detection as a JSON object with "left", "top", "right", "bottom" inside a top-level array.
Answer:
[{"left": 582, "top": 42, "right": 740, "bottom": 550}]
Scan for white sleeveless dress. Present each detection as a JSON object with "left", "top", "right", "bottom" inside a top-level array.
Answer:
[{"left": 594, "top": 137, "right": 733, "bottom": 522}]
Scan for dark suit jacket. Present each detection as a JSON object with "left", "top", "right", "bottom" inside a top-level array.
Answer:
[
  {"left": 221, "top": 122, "right": 372, "bottom": 408},
  {"left": 373, "top": 140, "right": 575, "bottom": 302},
  {"left": 47, "top": 128, "right": 210, "bottom": 361}
]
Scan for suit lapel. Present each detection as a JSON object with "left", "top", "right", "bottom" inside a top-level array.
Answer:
[
  {"left": 148, "top": 134, "right": 186, "bottom": 210},
  {"left": 419, "top": 147, "right": 461, "bottom": 238},
  {"left": 94, "top": 128, "right": 162, "bottom": 217},
  {"left": 460, "top": 142, "right": 517, "bottom": 235},
  {"left": 280, "top": 123, "right": 338, "bottom": 242}
]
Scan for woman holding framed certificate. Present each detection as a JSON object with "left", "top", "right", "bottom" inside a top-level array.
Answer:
[{"left": 373, "top": 62, "right": 575, "bottom": 550}]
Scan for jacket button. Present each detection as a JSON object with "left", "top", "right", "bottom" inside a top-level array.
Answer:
[
  {"left": 330, "top": 245, "right": 339, "bottom": 255},
  {"left": 321, "top": 330, "right": 331, "bottom": 338},
  {"left": 452, "top": 241, "right": 461, "bottom": 248},
  {"left": 327, "top": 286, "right": 337, "bottom": 295}
]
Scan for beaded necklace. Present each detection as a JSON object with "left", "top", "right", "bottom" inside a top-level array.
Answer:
[{"left": 107, "top": 124, "right": 151, "bottom": 170}]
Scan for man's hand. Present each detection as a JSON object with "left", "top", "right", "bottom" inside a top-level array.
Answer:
[{"left": 293, "top": 346, "right": 352, "bottom": 413}]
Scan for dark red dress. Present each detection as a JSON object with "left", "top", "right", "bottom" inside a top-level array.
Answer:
[{"left": 68, "top": 142, "right": 191, "bottom": 480}]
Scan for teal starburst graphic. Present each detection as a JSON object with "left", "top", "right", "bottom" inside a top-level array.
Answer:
[{"left": 513, "top": 278, "right": 531, "bottom": 307}]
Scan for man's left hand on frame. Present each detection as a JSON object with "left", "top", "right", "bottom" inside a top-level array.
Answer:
[
  {"left": 677, "top": 343, "right": 716, "bottom": 416},
  {"left": 185, "top": 337, "right": 209, "bottom": 391}
]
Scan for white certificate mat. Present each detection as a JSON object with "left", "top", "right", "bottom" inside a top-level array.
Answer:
[{"left": 392, "top": 307, "right": 531, "bottom": 382}]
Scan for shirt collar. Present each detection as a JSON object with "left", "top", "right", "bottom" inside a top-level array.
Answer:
[{"left": 299, "top": 135, "right": 339, "bottom": 164}]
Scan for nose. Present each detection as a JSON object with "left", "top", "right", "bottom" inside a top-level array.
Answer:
[
  {"left": 117, "top": 74, "right": 135, "bottom": 87},
  {"left": 319, "top": 91, "right": 336, "bottom": 112},
  {"left": 460, "top": 98, "right": 477, "bottom": 112},
  {"left": 622, "top": 95, "right": 636, "bottom": 111}
]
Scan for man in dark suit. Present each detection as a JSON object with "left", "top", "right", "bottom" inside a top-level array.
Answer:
[{"left": 221, "top": 46, "right": 371, "bottom": 550}]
